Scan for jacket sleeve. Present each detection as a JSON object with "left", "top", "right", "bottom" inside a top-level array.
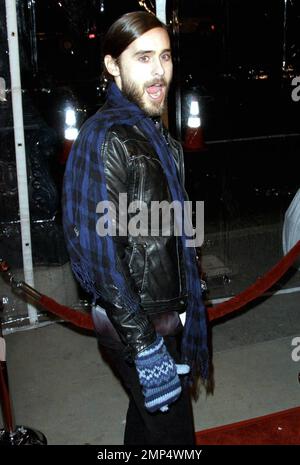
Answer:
[{"left": 96, "top": 129, "right": 157, "bottom": 358}]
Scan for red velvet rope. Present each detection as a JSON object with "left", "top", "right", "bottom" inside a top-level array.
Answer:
[
  {"left": 39, "top": 295, "right": 94, "bottom": 330},
  {"left": 38, "top": 240, "right": 300, "bottom": 329}
]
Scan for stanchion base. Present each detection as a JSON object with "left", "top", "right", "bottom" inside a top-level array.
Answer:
[{"left": 0, "top": 426, "right": 47, "bottom": 445}]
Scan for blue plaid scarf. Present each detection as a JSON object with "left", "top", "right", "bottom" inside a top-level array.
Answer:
[{"left": 63, "top": 82, "right": 208, "bottom": 381}]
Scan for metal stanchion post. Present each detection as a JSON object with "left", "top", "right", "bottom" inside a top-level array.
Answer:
[{"left": 0, "top": 296, "right": 47, "bottom": 445}]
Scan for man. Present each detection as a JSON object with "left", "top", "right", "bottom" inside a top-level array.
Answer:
[{"left": 63, "top": 11, "right": 208, "bottom": 445}]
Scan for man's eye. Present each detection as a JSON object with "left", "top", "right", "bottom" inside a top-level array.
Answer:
[
  {"left": 162, "top": 53, "right": 171, "bottom": 61},
  {"left": 138, "top": 56, "right": 150, "bottom": 63}
]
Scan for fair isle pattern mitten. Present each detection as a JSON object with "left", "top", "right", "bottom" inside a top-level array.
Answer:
[{"left": 135, "top": 335, "right": 190, "bottom": 413}]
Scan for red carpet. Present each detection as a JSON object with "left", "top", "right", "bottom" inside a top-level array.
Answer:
[{"left": 196, "top": 406, "right": 300, "bottom": 445}]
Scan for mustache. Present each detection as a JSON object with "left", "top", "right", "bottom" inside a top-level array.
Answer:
[{"left": 144, "top": 78, "right": 168, "bottom": 88}]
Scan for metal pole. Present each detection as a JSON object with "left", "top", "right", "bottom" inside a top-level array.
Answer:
[
  {"left": 0, "top": 330, "right": 15, "bottom": 435},
  {"left": 5, "top": 0, "right": 38, "bottom": 325},
  {"left": 0, "top": 301, "right": 47, "bottom": 444}
]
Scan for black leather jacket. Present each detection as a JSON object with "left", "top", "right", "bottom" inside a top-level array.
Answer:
[{"left": 95, "top": 106, "right": 188, "bottom": 359}]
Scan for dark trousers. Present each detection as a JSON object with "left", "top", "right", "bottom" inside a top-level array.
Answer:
[{"left": 98, "top": 331, "right": 196, "bottom": 445}]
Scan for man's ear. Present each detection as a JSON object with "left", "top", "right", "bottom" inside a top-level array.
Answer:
[{"left": 104, "top": 55, "right": 120, "bottom": 77}]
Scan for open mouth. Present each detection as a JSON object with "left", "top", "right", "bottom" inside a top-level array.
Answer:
[{"left": 146, "top": 83, "right": 165, "bottom": 101}]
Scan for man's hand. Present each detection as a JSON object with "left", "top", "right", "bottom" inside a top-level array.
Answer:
[{"left": 135, "top": 335, "right": 190, "bottom": 413}]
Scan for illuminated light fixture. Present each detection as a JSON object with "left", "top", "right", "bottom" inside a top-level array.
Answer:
[
  {"left": 187, "top": 100, "right": 201, "bottom": 128},
  {"left": 88, "top": 33, "right": 96, "bottom": 39},
  {"left": 65, "top": 127, "right": 79, "bottom": 140},
  {"left": 64, "top": 108, "right": 78, "bottom": 140},
  {"left": 65, "top": 108, "right": 76, "bottom": 126},
  {"left": 184, "top": 98, "right": 205, "bottom": 151}
]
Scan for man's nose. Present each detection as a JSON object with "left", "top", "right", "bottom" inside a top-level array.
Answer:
[{"left": 152, "top": 57, "right": 165, "bottom": 76}]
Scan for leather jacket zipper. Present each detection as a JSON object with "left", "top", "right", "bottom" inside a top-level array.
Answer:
[
  {"left": 137, "top": 159, "right": 145, "bottom": 209},
  {"left": 176, "top": 237, "right": 182, "bottom": 294}
]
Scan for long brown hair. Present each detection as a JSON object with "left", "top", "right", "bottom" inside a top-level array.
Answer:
[{"left": 103, "top": 11, "right": 168, "bottom": 80}]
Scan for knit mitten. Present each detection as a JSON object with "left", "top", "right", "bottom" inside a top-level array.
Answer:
[{"left": 135, "top": 335, "right": 190, "bottom": 413}]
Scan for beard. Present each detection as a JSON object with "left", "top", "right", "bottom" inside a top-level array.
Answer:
[{"left": 120, "top": 72, "right": 169, "bottom": 117}]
